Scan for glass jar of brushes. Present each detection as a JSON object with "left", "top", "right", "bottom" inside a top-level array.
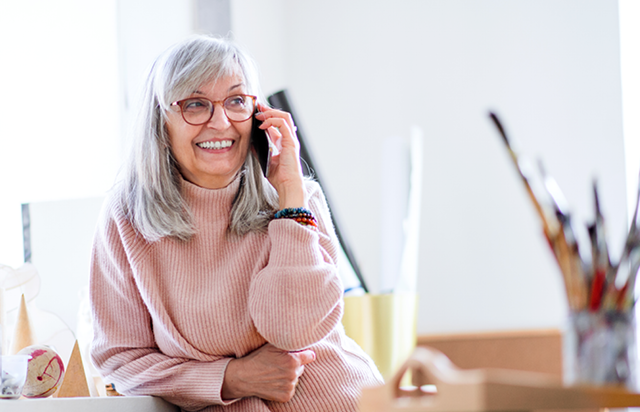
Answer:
[{"left": 564, "top": 310, "right": 637, "bottom": 389}]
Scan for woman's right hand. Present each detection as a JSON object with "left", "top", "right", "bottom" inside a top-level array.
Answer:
[{"left": 221, "top": 343, "right": 316, "bottom": 402}]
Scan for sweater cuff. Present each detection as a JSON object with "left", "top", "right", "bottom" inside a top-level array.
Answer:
[
  {"left": 216, "top": 358, "right": 240, "bottom": 405},
  {"left": 171, "top": 357, "right": 239, "bottom": 407},
  {"left": 268, "top": 218, "right": 323, "bottom": 267}
]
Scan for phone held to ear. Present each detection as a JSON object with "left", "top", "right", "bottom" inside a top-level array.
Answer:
[{"left": 251, "top": 109, "right": 272, "bottom": 177}]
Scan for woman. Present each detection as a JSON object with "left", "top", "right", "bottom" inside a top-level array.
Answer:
[{"left": 89, "top": 35, "right": 383, "bottom": 412}]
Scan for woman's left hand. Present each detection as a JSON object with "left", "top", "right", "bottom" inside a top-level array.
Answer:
[{"left": 255, "top": 104, "right": 306, "bottom": 209}]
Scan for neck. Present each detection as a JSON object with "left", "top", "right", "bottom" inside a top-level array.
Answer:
[{"left": 179, "top": 169, "right": 239, "bottom": 189}]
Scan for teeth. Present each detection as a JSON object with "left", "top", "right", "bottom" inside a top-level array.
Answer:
[{"left": 197, "top": 140, "right": 233, "bottom": 150}]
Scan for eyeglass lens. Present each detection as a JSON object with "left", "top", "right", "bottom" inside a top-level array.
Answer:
[{"left": 180, "top": 95, "right": 255, "bottom": 125}]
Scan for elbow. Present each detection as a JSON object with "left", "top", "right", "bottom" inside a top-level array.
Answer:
[
  {"left": 253, "top": 301, "right": 343, "bottom": 350},
  {"left": 249, "top": 263, "right": 344, "bottom": 349},
  {"left": 90, "top": 338, "right": 111, "bottom": 377}
]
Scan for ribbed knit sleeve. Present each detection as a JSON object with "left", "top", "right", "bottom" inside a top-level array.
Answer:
[
  {"left": 248, "top": 181, "right": 344, "bottom": 350},
  {"left": 89, "top": 197, "right": 238, "bottom": 411}
]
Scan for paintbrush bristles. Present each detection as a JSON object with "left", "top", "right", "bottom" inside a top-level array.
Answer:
[
  {"left": 631, "top": 171, "right": 640, "bottom": 232},
  {"left": 593, "top": 180, "right": 602, "bottom": 216},
  {"left": 489, "top": 112, "right": 510, "bottom": 146}
]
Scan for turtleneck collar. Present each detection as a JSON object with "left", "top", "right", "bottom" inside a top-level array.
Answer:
[{"left": 180, "top": 172, "right": 242, "bottom": 221}]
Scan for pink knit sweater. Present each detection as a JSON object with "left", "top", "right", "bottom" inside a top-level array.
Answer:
[{"left": 89, "top": 176, "right": 383, "bottom": 412}]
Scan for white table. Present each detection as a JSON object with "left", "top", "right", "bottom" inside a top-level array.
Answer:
[{"left": 0, "top": 396, "right": 179, "bottom": 412}]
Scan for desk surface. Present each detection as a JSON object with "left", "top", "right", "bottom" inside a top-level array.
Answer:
[{"left": 0, "top": 396, "right": 179, "bottom": 412}]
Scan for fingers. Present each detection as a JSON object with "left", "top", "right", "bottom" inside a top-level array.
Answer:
[
  {"left": 234, "top": 344, "right": 315, "bottom": 402},
  {"left": 255, "top": 106, "right": 298, "bottom": 147},
  {"left": 257, "top": 103, "right": 295, "bottom": 128},
  {"left": 259, "top": 117, "right": 298, "bottom": 147},
  {"left": 257, "top": 111, "right": 295, "bottom": 130},
  {"left": 266, "top": 127, "right": 283, "bottom": 153},
  {"left": 254, "top": 106, "right": 306, "bottom": 207},
  {"left": 291, "top": 349, "right": 316, "bottom": 366}
]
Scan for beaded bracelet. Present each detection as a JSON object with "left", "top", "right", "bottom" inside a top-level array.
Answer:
[{"left": 274, "top": 207, "right": 318, "bottom": 230}]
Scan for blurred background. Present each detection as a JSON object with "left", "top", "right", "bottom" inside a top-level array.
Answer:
[{"left": 0, "top": 0, "right": 639, "bottom": 338}]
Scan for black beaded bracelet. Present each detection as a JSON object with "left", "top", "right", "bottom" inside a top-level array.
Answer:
[
  {"left": 274, "top": 207, "right": 318, "bottom": 229},
  {"left": 274, "top": 207, "right": 312, "bottom": 219}
]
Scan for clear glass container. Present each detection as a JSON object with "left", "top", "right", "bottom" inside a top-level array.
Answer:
[
  {"left": 1, "top": 355, "right": 31, "bottom": 399},
  {"left": 563, "top": 310, "right": 637, "bottom": 389}
]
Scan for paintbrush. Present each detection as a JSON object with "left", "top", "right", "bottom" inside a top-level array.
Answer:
[
  {"left": 489, "top": 112, "right": 559, "bottom": 240},
  {"left": 488, "top": 112, "right": 585, "bottom": 308},
  {"left": 618, "top": 170, "right": 640, "bottom": 309},
  {"left": 587, "top": 180, "right": 611, "bottom": 310},
  {"left": 537, "top": 160, "right": 588, "bottom": 310}
]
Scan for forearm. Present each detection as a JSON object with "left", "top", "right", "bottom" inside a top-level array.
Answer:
[
  {"left": 221, "top": 344, "right": 315, "bottom": 403},
  {"left": 221, "top": 358, "right": 245, "bottom": 400},
  {"left": 93, "top": 344, "right": 236, "bottom": 410},
  {"left": 90, "top": 214, "right": 238, "bottom": 410},
  {"left": 91, "top": 292, "right": 237, "bottom": 409},
  {"left": 277, "top": 178, "right": 307, "bottom": 209},
  {"left": 249, "top": 222, "right": 343, "bottom": 349},
  {"left": 250, "top": 184, "right": 344, "bottom": 349}
]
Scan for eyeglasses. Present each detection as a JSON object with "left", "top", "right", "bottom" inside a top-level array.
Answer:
[{"left": 170, "top": 94, "right": 257, "bottom": 125}]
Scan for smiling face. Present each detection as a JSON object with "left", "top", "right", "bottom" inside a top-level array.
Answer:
[{"left": 165, "top": 73, "right": 254, "bottom": 189}]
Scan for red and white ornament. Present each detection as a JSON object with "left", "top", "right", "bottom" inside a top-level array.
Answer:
[{"left": 17, "top": 345, "right": 65, "bottom": 398}]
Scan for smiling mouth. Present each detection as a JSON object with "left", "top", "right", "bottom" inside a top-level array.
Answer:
[{"left": 196, "top": 140, "right": 233, "bottom": 150}]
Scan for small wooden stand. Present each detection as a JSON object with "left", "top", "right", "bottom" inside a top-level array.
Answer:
[{"left": 360, "top": 346, "right": 640, "bottom": 412}]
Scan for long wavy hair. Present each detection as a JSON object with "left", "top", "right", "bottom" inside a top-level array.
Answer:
[{"left": 119, "top": 35, "right": 278, "bottom": 242}]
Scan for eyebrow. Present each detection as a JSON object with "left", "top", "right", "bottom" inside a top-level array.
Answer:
[{"left": 192, "top": 83, "right": 245, "bottom": 96}]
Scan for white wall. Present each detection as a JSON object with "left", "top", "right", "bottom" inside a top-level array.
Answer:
[
  {"left": 620, "top": 0, "right": 640, "bottom": 221},
  {"left": 230, "top": 0, "right": 288, "bottom": 96},
  {"left": 233, "top": 0, "right": 627, "bottom": 334},
  {"left": 0, "top": 0, "right": 120, "bottom": 269},
  {"left": 116, "top": 0, "right": 196, "bottom": 159},
  {"left": 1, "top": 1, "right": 630, "bottom": 338}
]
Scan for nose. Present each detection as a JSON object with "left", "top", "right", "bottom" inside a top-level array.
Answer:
[{"left": 206, "top": 102, "right": 231, "bottom": 129}]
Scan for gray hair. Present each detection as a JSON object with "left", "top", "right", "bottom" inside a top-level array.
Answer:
[{"left": 119, "top": 35, "right": 278, "bottom": 242}]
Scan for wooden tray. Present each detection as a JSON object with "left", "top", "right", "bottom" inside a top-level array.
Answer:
[{"left": 360, "top": 346, "right": 640, "bottom": 412}]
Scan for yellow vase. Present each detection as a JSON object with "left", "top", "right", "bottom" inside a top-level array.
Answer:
[{"left": 342, "top": 293, "right": 418, "bottom": 382}]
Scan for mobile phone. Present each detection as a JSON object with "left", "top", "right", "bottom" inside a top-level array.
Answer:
[{"left": 251, "top": 109, "right": 271, "bottom": 177}]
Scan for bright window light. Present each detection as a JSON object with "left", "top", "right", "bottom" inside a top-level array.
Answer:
[{"left": 0, "top": 1, "right": 120, "bottom": 268}]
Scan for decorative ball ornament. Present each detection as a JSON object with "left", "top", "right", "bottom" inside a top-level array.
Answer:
[{"left": 17, "top": 345, "right": 66, "bottom": 398}]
